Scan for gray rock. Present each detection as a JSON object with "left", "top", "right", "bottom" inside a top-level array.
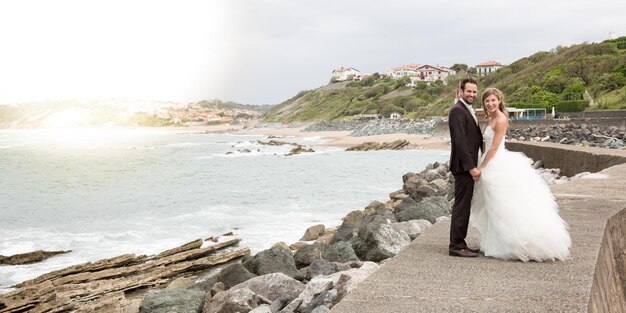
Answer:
[
  {"left": 270, "top": 296, "right": 291, "bottom": 312},
  {"left": 610, "top": 139, "right": 624, "bottom": 149},
  {"left": 216, "top": 263, "right": 257, "bottom": 289},
  {"left": 363, "top": 200, "right": 385, "bottom": 215},
  {"left": 332, "top": 262, "right": 380, "bottom": 302},
  {"left": 294, "top": 243, "right": 328, "bottom": 268},
  {"left": 229, "top": 273, "right": 305, "bottom": 302},
  {"left": 139, "top": 288, "right": 205, "bottom": 313},
  {"left": 302, "top": 290, "right": 337, "bottom": 313},
  {"left": 410, "top": 184, "right": 439, "bottom": 201},
  {"left": 294, "top": 242, "right": 358, "bottom": 268},
  {"left": 203, "top": 288, "right": 259, "bottom": 313},
  {"left": 395, "top": 196, "right": 451, "bottom": 224},
  {"left": 308, "top": 259, "right": 340, "bottom": 278},
  {"left": 283, "top": 276, "right": 334, "bottom": 313},
  {"left": 310, "top": 305, "right": 331, "bottom": 313},
  {"left": 249, "top": 304, "right": 273, "bottom": 313},
  {"left": 390, "top": 219, "right": 433, "bottom": 240},
  {"left": 353, "top": 222, "right": 411, "bottom": 262},
  {"left": 324, "top": 241, "right": 359, "bottom": 264},
  {"left": 244, "top": 242, "right": 300, "bottom": 278},
  {"left": 300, "top": 224, "right": 326, "bottom": 241}
]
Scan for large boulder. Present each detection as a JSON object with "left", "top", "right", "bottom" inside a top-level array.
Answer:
[
  {"left": 281, "top": 277, "right": 334, "bottom": 313},
  {"left": 330, "top": 211, "right": 363, "bottom": 244},
  {"left": 294, "top": 242, "right": 359, "bottom": 268},
  {"left": 302, "top": 290, "right": 337, "bottom": 313},
  {"left": 300, "top": 224, "right": 326, "bottom": 241},
  {"left": 332, "top": 262, "right": 380, "bottom": 303},
  {"left": 363, "top": 200, "right": 385, "bottom": 215},
  {"left": 307, "top": 259, "right": 340, "bottom": 279},
  {"left": 324, "top": 242, "right": 359, "bottom": 264},
  {"left": 244, "top": 242, "right": 300, "bottom": 278},
  {"left": 203, "top": 288, "right": 260, "bottom": 313},
  {"left": 353, "top": 222, "right": 411, "bottom": 262},
  {"left": 229, "top": 273, "right": 305, "bottom": 302},
  {"left": 139, "top": 288, "right": 205, "bottom": 313},
  {"left": 395, "top": 196, "right": 451, "bottom": 224},
  {"left": 390, "top": 219, "right": 433, "bottom": 240},
  {"left": 216, "top": 263, "right": 257, "bottom": 289}
]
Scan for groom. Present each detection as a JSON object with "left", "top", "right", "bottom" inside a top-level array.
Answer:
[{"left": 448, "top": 78, "right": 483, "bottom": 257}]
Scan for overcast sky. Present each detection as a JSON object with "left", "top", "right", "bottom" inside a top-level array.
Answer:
[{"left": 0, "top": 0, "right": 624, "bottom": 105}]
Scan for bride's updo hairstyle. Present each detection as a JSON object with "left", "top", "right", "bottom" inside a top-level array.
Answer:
[{"left": 482, "top": 87, "right": 509, "bottom": 119}]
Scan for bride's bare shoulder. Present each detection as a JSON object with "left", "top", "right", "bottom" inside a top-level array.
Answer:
[{"left": 494, "top": 113, "right": 508, "bottom": 130}]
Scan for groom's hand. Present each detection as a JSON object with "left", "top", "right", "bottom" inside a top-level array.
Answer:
[{"left": 470, "top": 168, "right": 481, "bottom": 181}]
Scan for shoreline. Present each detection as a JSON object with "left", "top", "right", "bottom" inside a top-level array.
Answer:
[
  {"left": 233, "top": 124, "right": 450, "bottom": 151},
  {"left": 0, "top": 124, "right": 451, "bottom": 151}
]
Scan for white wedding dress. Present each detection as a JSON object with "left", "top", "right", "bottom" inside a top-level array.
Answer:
[{"left": 470, "top": 125, "right": 571, "bottom": 262}]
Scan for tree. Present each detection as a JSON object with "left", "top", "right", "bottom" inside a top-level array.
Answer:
[
  {"left": 450, "top": 63, "right": 468, "bottom": 73},
  {"left": 561, "top": 82, "right": 585, "bottom": 100},
  {"left": 598, "top": 72, "right": 626, "bottom": 91}
]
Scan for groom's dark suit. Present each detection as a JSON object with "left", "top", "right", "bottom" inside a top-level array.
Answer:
[{"left": 448, "top": 100, "right": 483, "bottom": 250}]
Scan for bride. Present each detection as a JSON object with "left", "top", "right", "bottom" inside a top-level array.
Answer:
[{"left": 470, "top": 88, "right": 571, "bottom": 262}]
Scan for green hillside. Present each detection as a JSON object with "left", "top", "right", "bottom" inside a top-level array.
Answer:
[{"left": 263, "top": 37, "right": 626, "bottom": 122}]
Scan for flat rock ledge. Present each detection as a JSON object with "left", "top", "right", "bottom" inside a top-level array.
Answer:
[
  {"left": 0, "top": 250, "right": 71, "bottom": 265},
  {"left": 0, "top": 238, "right": 249, "bottom": 312},
  {"left": 346, "top": 139, "right": 417, "bottom": 151}
]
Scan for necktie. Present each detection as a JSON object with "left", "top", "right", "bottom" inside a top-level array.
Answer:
[{"left": 468, "top": 105, "right": 478, "bottom": 125}]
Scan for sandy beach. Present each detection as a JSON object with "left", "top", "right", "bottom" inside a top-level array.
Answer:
[{"left": 184, "top": 122, "right": 450, "bottom": 151}]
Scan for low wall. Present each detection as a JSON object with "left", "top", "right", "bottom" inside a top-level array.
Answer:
[
  {"left": 433, "top": 118, "right": 626, "bottom": 137},
  {"left": 588, "top": 208, "right": 626, "bottom": 312},
  {"left": 509, "top": 118, "right": 626, "bottom": 129},
  {"left": 560, "top": 110, "right": 626, "bottom": 119},
  {"left": 505, "top": 141, "right": 626, "bottom": 177}
]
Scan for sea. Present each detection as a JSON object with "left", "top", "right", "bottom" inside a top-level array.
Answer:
[{"left": 0, "top": 128, "right": 449, "bottom": 292}]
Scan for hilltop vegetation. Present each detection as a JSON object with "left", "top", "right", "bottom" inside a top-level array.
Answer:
[{"left": 263, "top": 37, "right": 626, "bottom": 122}]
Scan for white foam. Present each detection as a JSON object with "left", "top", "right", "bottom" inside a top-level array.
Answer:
[{"left": 580, "top": 173, "right": 609, "bottom": 179}]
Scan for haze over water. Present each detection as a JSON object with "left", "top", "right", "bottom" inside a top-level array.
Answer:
[{"left": 0, "top": 128, "right": 449, "bottom": 291}]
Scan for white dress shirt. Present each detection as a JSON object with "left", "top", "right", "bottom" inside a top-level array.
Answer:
[{"left": 460, "top": 98, "right": 478, "bottom": 126}]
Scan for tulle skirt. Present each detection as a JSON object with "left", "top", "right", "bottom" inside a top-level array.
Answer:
[{"left": 470, "top": 149, "right": 571, "bottom": 262}]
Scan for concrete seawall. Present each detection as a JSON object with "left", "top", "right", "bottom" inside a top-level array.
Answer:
[
  {"left": 432, "top": 117, "right": 626, "bottom": 137},
  {"left": 505, "top": 141, "right": 626, "bottom": 177},
  {"left": 588, "top": 208, "right": 626, "bottom": 312}
]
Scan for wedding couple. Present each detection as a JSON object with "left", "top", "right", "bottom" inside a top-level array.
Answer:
[{"left": 448, "top": 78, "right": 571, "bottom": 261}]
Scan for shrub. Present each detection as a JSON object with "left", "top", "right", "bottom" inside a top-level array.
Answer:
[{"left": 555, "top": 100, "right": 587, "bottom": 112}]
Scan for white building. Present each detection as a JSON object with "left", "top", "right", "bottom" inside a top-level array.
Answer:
[
  {"left": 385, "top": 64, "right": 420, "bottom": 79},
  {"left": 407, "top": 64, "right": 455, "bottom": 86},
  {"left": 331, "top": 67, "right": 361, "bottom": 81},
  {"left": 476, "top": 61, "right": 504, "bottom": 76},
  {"left": 389, "top": 112, "right": 403, "bottom": 119}
]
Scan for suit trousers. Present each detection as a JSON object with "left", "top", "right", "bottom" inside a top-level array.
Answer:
[{"left": 449, "top": 172, "right": 475, "bottom": 250}]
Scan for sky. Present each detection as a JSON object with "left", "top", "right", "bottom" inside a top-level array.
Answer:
[{"left": 0, "top": 0, "right": 624, "bottom": 106}]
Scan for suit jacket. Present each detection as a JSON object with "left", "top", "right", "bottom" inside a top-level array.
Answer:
[{"left": 448, "top": 100, "right": 483, "bottom": 174}]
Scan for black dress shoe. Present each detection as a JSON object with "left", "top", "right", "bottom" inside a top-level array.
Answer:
[
  {"left": 449, "top": 248, "right": 478, "bottom": 257},
  {"left": 466, "top": 247, "right": 480, "bottom": 254}
]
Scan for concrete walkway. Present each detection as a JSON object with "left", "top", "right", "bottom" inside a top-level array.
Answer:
[{"left": 331, "top": 163, "right": 626, "bottom": 313}]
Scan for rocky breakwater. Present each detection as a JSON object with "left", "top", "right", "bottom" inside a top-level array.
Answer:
[
  {"left": 303, "top": 118, "right": 440, "bottom": 137},
  {"left": 135, "top": 162, "right": 456, "bottom": 313},
  {"left": 508, "top": 123, "right": 626, "bottom": 149}
]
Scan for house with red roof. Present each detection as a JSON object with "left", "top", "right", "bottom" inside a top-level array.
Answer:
[
  {"left": 385, "top": 64, "right": 420, "bottom": 79},
  {"left": 407, "top": 64, "right": 456, "bottom": 86},
  {"left": 476, "top": 61, "right": 504, "bottom": 76},
  {"left": 331, "top": 67, "right": 361, "bottom": 81}
]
